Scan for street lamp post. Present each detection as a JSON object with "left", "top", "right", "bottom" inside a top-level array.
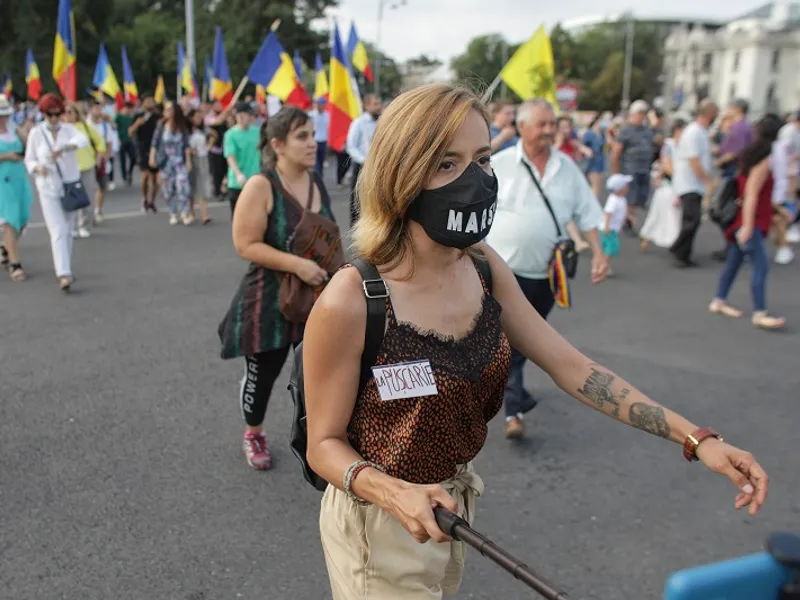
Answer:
[
  {"left": 621, "top": 10, "right": 635, "bottom": 112},
  {"left": 374, "top": 0, "right": 407, "bottom": 99},
  {"left": 186, "top": 0, "right": 196, "bottom": 83}
]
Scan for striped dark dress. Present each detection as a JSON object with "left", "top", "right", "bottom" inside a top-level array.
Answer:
[{"left": 218, "top": 169, "right": 335, "bottom": 359}]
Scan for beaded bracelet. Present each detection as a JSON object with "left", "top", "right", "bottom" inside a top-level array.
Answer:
[{"left": 343, "top": 460, "right": 386, "bottom": 506}]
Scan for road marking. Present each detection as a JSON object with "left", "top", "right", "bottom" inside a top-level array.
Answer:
[{"left": 26, "top": 202, "right": 229, "bottom": 229}]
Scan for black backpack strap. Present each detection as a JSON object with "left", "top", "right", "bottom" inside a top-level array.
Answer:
[{"left": 350, "top": 258, "right": 388, "bottom": 391}]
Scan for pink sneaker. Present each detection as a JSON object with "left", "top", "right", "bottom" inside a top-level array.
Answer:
[{"left": 242, "top": 431, "right": 272, "bottom": 470}]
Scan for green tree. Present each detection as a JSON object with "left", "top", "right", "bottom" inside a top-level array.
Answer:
[
  {"left": 354, "top": 41, "right": 402, "bottom": 99},
  {"left": 449, "top": 34, "right": 520, "bottom": 94},
  {"left": 549, "top": 24, "right": 580, "bottom": 81},
  {"left": 0, "top": 0, "right": 341, "bottom": 102},
  {"left": 571, "top": 20, "right": 664, "bottom": 106},
  {"left": 580, "top": 51, "right": 645, "bottom": 111}
]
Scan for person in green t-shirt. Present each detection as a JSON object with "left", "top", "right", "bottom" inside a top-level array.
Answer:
[
  {"left": 114, "top": 102, "right": 136, "bottom": 185},
  {"left": 223, "top": 102, "right": 262, "bottom": 215}
]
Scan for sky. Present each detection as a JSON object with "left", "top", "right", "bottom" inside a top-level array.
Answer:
[{"left": 321, "top": 0, "right": 772, "bottom": 63}]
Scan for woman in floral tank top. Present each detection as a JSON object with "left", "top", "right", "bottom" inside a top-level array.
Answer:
[{"left": 302, "top": 84, "right": 770, "bottom": 599}]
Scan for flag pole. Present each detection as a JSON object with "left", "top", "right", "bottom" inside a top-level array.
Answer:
[
  {"left": 482, "top": 74, "right": 503, "bottom": 103},
  {"left": 228, "top": 18, "right": 281, "bottom": 107}
]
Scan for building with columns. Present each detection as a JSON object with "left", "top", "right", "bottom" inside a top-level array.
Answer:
[{"left": 663, "top": 2, "right": 800, "bottom": 116}]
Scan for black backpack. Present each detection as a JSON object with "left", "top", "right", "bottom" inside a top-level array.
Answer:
[
  {"left": 287, "top": 256, "right": 493, "bottom": 491},
  {"left": 709, "top": 176, "right": 741, "bottom": 230}
]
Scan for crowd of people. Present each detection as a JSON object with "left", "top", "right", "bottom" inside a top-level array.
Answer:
[{"left": 0, "top": 80, "right": 787, "bottom": 598}]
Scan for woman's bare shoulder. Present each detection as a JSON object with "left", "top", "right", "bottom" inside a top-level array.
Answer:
[
  {"left": 305, "top": 265, "right": 369, "bottom": 356},
  {"left": 314, "top": 265, "right": 368, "bottom": 323}
]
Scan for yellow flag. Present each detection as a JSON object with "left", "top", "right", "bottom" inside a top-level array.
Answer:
[
  {"left": 499, "top": 25, "right": 558, "bottom": 107},
  {"left": 154, "top": 75, "right": 165, "bottom": 103}
]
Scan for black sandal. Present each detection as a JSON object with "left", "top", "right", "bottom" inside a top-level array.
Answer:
[{"left": 1, "top": 245, "right": 8, "bottom": 270}]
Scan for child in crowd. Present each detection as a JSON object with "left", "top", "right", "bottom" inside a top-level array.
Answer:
[{"left": 602, "top": 174, "right": 632, "bottom": 276}]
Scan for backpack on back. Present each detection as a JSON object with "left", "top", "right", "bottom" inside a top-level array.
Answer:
[
  {"left": 709, "top": 176, "right": 741, "bottom": 230},
  {"left": 287, "top": 255, "right": 493, "bottom": 492}
]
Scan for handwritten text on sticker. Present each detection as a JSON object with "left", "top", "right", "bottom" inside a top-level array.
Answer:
[{"left": 371, "top": 359, "right": 438, "bottom": 401}]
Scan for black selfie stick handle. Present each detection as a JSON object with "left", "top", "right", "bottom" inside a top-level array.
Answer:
[{"left": 434, "top": 507, "right": 571, "bottom": 600}]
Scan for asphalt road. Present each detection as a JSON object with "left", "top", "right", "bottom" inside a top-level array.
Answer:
[{"left": 2, "top": 171, "right": 799, "bottom": 600}]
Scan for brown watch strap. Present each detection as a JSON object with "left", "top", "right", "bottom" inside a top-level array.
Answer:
[{"left": 683, "top": 427, "right": 722, "bottom": 462}]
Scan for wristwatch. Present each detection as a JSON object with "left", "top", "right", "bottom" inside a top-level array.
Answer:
[{"left": 683, "top": 427, "right": 723, "bottom": 462}]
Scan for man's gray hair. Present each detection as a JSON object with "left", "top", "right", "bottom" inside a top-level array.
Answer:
[{"left": 516, "top": 98, "right": 555, "bottom": 125}]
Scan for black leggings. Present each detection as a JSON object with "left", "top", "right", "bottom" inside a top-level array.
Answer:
[{"left": 240, "top": 347, "right": 293, "bottom": 427}]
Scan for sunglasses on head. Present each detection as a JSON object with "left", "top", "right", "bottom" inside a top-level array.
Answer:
[{"left": 47, "top": 112, "right": 63, "bottom": 117}]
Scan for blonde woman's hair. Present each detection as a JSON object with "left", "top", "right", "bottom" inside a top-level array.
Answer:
[{"left": 351, "top": 83, "right": 489, "bottom": 269}]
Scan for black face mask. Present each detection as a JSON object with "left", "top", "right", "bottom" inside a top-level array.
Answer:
[{"left": 406, "top": 162, "right": 498, "bottom": 249}]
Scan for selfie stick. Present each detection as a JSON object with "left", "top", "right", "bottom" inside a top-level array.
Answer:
[{"left": 434, "top": 507, "right": 571, "bottom": 599}]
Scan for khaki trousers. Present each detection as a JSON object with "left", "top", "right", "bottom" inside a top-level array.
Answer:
[{"left": 319, "top": 463, "right": 484, "bottom": 599}]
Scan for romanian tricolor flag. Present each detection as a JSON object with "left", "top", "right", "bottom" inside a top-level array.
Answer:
[
  {"left": 3, "top": 75, "right": 13, "bottom": 100},
  {"left": 328, "top": 23, "right": 361, "bottom": 153},
  {"left": 53, "top": 0, "right": 77, "bottom": 101},
  {"left": 93, "top": 43, "right": 124, "bottom": 109},
  {"left": 548, "top": 247, "right": 572, "bottom": 309},
  {"left": 246, "top": 32, "right": 311, "bottom": 111},
  {"left": 313, "top": 52, "right": 328, "bottom": 102},
  {"left": 255, "top": 85, "right": 267, "bottom": 106},
  {"left": 178, "top": 42, "right": 198, "bottom": 99},
  {"left": 26, "top": 49, "right": 42, "bottom": 101},
  {"left": 211, "top": 27, "right": 233, "bottom": 108},
  {"left": 347, "top": 22, "right": 373, "bottom": 83},
  {"left": 154, "top": 75, "right": 166, "bottom": 104},
  {"left": 121, "top": 45, "right": 138, "bottom": 105}
]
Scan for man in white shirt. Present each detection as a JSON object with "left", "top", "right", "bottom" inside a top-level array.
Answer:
[
  {"left": 345, "top": 94, "right": 381, "bottom": 226},
  {"left": 309, "top": 98, "right": 330, "bottom": 177},
  {"left": 670, "top": 99, "right": 719, "bottom": 267},
  {"left": 486, "top": 98, "right": 607, "bottom": 440}
]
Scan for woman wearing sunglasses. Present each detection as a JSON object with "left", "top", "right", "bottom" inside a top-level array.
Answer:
[{"left": 23, "top": 93, "right": 88, "bottom": 292}]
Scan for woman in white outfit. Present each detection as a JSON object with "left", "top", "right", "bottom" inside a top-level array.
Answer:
[
  {"left": 24, "top": 93, "right": 88, "bottom": 292},
  {"left": 640, "top": 119, "right": 686, "bottom": 250}
]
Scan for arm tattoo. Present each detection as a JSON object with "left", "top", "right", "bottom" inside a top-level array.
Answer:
[
  {"left": 628, "top": 403, "right": 671, "bottom": 438},
  {"left": 577, "top": 367, "right": 630, "bottom": 417}
]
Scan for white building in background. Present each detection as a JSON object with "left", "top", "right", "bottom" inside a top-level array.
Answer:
[{"left": 663, "top": 1, "right": 800, "bottom": 116}]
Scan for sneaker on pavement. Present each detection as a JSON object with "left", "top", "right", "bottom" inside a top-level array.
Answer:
[
  {"left": 775, "top": 246, "right": 795, "bottom": 265},
  {"left": 108, "top": 182, "right": 116, "bottom": 191},
  {"left": 169, "top": 214, "right": 179, "bottom": 226},
  {"left": 242, "top": 431, "right": 272, "bottom": 470},
  {"left": 94, "top": 211, "right": 104, "bottom": 224},
  {"left": 182, "top": 213, "right": 195, "bottom": 226},
  {"left": 77, "top": 227, "right": 91, "bottom": 238},
  {"left": 504, "top": 416, "right": 524, "bottom": 440},
  {"left": 787, "top": 224, "right": 800, "bottom": 244}
]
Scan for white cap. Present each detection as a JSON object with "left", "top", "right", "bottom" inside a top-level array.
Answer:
[
  {"left": 0, "top": 94, "right": 12, "bottom": 117},
  {"left": 629, "top": 99, "right": 649, "bottom": 114},
  {"left": 607, "top": 173, "right": 633, "bottom": 193}
]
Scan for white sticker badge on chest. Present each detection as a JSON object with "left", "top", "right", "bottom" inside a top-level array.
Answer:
[{"left": 371, "top": 359, "right": 438, "bottom": 401}]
